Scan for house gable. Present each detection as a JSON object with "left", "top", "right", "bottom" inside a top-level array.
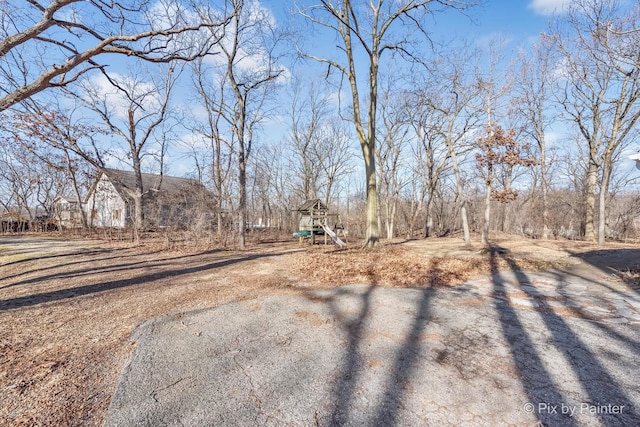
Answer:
[
  {"left": 85, "top": 168, "right": 211, "bottom": 229},
  {"left": 86, "top": 174, "right": 127, "bottom": 228},
  {"left": 52, "top": 196, "right": 85, "bottom": 228}
]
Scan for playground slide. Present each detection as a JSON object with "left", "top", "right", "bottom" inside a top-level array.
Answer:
[{"left": 321, "top": 224, "right": 347, "bottom": 248}]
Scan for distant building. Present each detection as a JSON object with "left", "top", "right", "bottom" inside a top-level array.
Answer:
[
  {"left": 52, "top": 195, "right": 85, "bottom": 229},
  {"left": 85, "top": 168, "right": 210, "bottom": 229}
]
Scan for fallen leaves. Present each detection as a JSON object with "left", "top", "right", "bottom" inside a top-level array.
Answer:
[{"left": 292, "top": 243, "right": 571, "bottom": 289}]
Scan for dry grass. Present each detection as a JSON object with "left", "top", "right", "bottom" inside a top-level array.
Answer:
[
  {"left": 0, "top": 234, "right": 637, "bottom": 426},
  {"left": 0, "top": 239, "right": 305, "bottom": 426},
  {"left": 291, "top": 242, "right": 570, "bottom": 289}
]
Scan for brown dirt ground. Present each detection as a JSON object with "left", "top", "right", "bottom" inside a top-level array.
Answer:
[{"left": 0, "top": 233, "right": 638, "bottom": 426}]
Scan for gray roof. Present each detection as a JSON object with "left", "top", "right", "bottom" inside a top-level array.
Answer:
[
  {"left": 87, "top": 168, "right": 203, "bottom": 202},
  {"left": 53, "top": 195, "right": 83, "bottom": 204},
  {"left": 297, "top": 199, "right": 328, "bottom": 213},
  {"left": 104, "top": 168, "right": 199, "bottom": 195}
]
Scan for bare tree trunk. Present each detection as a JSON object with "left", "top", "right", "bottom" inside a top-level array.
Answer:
[
  {"left": 500, "top": 166, "right": 514, "bottom": 233},
  {"left": 597, "top": 180, "right": 606, "bottom": 245},
  {"left": 388, "top": 195, "right": 397, "bottom": 239},
  {"left": 541, "top": 147, "right": 549, "bottom": 239},
  {"left": 363, "top": 144, "right": 379, "bottom": 248},
  {"left": 450, "top": 149, "right": 471, "bottom": 245},
  {"left": 424, "top": 196, "right": 434, "bottom": 238},
  {"left": 238, "top": 148, "right": 247, "bottom": 250},
  {"left": 128, "top": 108, "right": 145, "bottom": 243},
  {"left": 584, "top": 160, "right": 598, "bottom": 241},
  {"left": 64, "top": 150, "right": 88, "bottom": 228},
  {"left": 598, "top": 158, "right": 613, "bottom": 245},
  {"left": 461, "top": 203, "right": 471, "bottom": 243},
  {"left": 384, "top": 199, "right": 391, "bottom": 239},
  {"left": 214, "top": 140, "right": 223, "bottom": 237},
  {"left": 481, "top": 165, "right": 492, "bottom": 245}
]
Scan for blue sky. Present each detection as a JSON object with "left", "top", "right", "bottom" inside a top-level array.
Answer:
[
  {"left": 82, "top": 0, "right": 636, "bottom": 184},
  {"left": 164, "top": 0, "right": 568, "bottom": 177},
  {"left": 457, "top": 0, "right": 560, "bottom": 37},
  {"left": 411, "top": 0, "right": 572, "bottom": 58}
]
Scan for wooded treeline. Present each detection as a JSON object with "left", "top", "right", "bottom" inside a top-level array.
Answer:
[{"left": 1, "top": 0, "right": 639, "bottom": 246}]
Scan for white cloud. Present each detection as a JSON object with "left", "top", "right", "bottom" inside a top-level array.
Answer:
[
  {"left": 176, "top": 132, "right": 210, "bottom": 152},
  {"left": 87, "top": 73, "right": 162, "bottom": 119},
  {"left": 102, "top": 146, "right": 130, "bottom": 169},
  {"left": 474, "top": 32, "right": 514, "bottom": 50},
  {"left": 203, "top": 1, "right": 290, "bottom": 81},
  {"left": 57, "top": 4, "right": 82, "bottom": 24},
  {"left": 188, "top": 103, "right": 210, "bottom": 121},
  {"left": 544, "top": 130, "right": 562, "bottom": 150},
  {"left": 528, "top": 0, "right": 572, "bottom": 16},
  {"left": 550, "top": 56, "right": 570, "bottom": 82}
]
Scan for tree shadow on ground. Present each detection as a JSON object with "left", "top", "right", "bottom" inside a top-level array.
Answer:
[
  {"left": 0, "top": 249, "right": 228, "bottom": 290},
  {"left": 0, "top": 248, "right": 116, "bottom": 270},
  {"left": 490, "top": 248, "right": 638, "bottom": 425},
  {"left": 0, "top": 251, "right": 289, "bottom": 312},
  {"left": 489, "top": 249, "right": 576, "bottom": 426},
  {"left": 0, "top": 249, "right": 148, "bottom": 288},
  {"left": 1, "top": 245, "right": 227, "bottom": 286},
  {"left": 307, "top": 262, "right": 437, "bottom": 426},
  {"left": 569, "top": 248, "right": 640, "bottom": 292}
]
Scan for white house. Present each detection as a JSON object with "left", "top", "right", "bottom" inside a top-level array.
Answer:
[
  {"left": 85, "top": 168, "right": 209, "bottom": 229},
  {"left": 52, "top": 196, "right": 85, "bottom": 229}
]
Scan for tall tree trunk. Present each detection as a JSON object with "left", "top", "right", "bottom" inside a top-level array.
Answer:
[
  {"left": 460, "top": 203, "right": 470, "bottom": 243},
  {"left": 500, "top": 167, "right": 513, "bottom": 233},
  {"left": 388, "top": 195, "right": 397, "bottom": 239},
  {"left": 214, "top": 138, "right": 223, "bottom": 237},
  {"left": 584, "top": 160, "right": 598, "bottom": 241},
  {"left": 238, "top": 155, "right": 247, "bottom": 250},
  {"left": 363, "top": 143, "right": 379, "bottom": 248},
  {"left": 424, "top": 195, "right": 434, "bottom": 238},
  {"left": 217, "top": 209, "right": 223, "bottom": 237},
  {"left": 598, "top": 158, "right": 612, "bottom": 245},
  {"left": 64, "top": 150, "right": 87, "bottom": 228},
  {"left": 131, "top": 155, "right": 144, "bottom": 243},
  {"left": 481, "top": 164, "right": 492, "bottom": 245},
  {"left": 449, "top": 147, "right": 471, "bottom": 244},
  {"left": 541, "top": 146, "right": 549, "bottom": 239}
]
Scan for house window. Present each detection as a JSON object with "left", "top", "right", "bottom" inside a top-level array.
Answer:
[{"left": 112, "top": 209, "right": 122, "bottom": 221}]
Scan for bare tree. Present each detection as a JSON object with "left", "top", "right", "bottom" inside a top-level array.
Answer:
[
  {"left": 249, "top": 143, "right": 290, "bottom": 231},
  {"left": 0, "top": 0, "right": 230, "bottom": 111},
  {"left": 189, "top": 55, "right": 234, "bottom": 236},
  {"left": 513, "top": 42, "right": 556, "bottom": 239},
  {"left": 317, "top": 118, "right": 355, "bottom": 207},
  {"left": 72, "top": 64, "right": 180, "bottom": 240},
  {"left": 287, "top": 77, "right": 330, "bottom": 201},
  {"left": 377, "top": 85, "right": 411, "bottom": 239},
  {"left": 0, "top": 138, "right": 68, "bottom": 226},
  {"left": 550, "top": 0, "right": 640, "bottom": 243},
  {"left": 2, "top": 103, "right": 107, "bottom": 227},
  {"left": 298, "top": 0, "right": 476, "bottom": 248},
  {"left": 216, "top": 0, "right": 284, "bottom": 249},
  {"left": 0, "top": 144, "right": 36, "bottom": 222},
  {"left": 424, "top": 47, "right": 484, "bottom": 244},
  {"left": 409, "top": 91, "right": 450, "bottom": 238},
  {"left": 476, "top": 124, "right": 536, "bottom": 244}
]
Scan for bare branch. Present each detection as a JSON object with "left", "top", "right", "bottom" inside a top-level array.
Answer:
[{"left": 0, "top": 0, "right": 232, "bottom": 111}]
